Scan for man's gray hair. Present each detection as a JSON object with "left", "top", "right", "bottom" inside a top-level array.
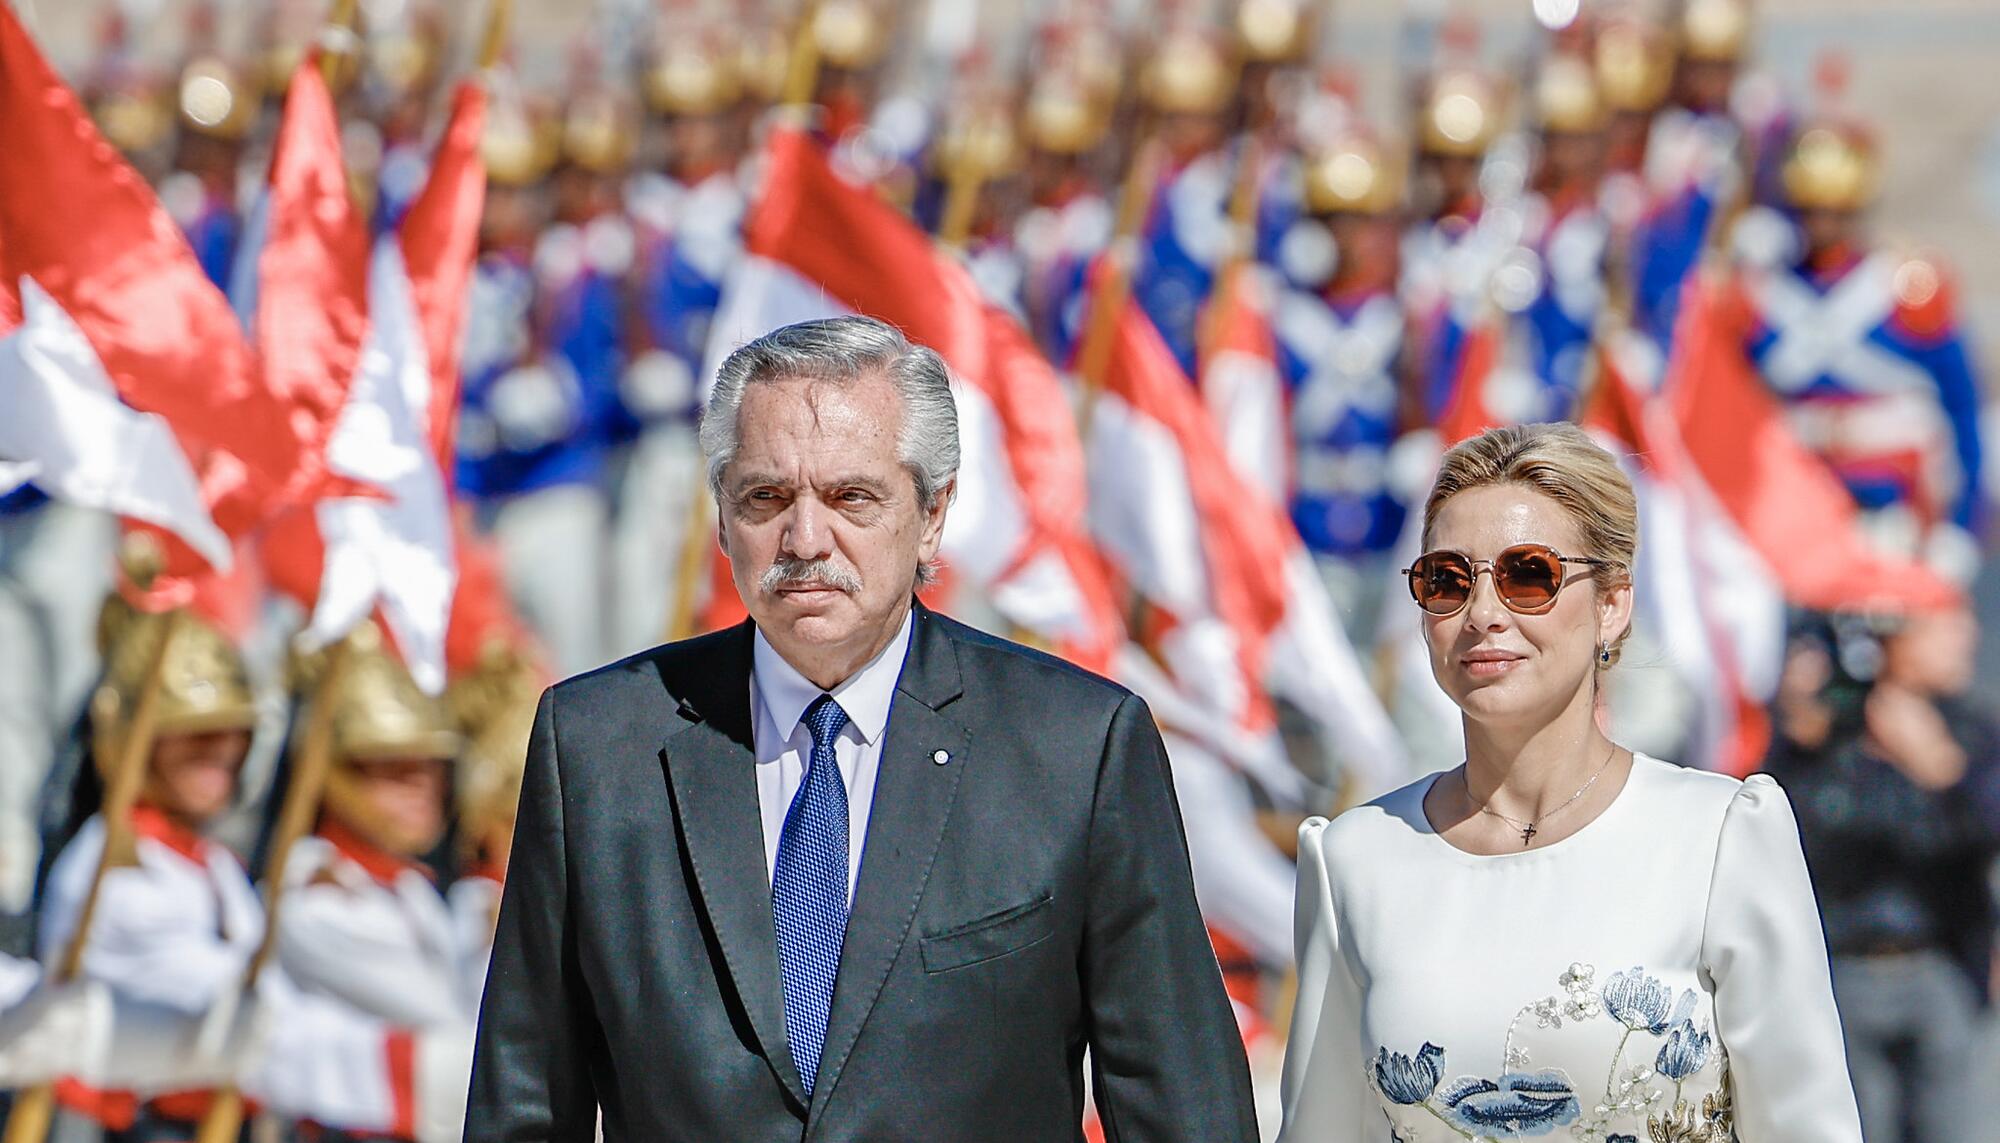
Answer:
[{"left": 700, "top": 315, "right": 960, "bottom": 508}]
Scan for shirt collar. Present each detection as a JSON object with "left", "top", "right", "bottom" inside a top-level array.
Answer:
[{"left": 753, "top": 608, "right": 914, "bottom": 748}]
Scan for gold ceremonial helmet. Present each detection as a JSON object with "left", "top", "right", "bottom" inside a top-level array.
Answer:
[
  {"left": 1782, "top": 122, "right": 1877, "bottom": 213},
  {"left": 1535, "top": 53, "right": 1607, "bottom": 135},
  {"left": 295, "top": 621, "right": 461, "bottom": 766},
  {"left": 299, "top": 621, "right": 462, "bottom": 857},
  {"left": 1140, "top": 29, "right": 1235, "bottom": 117},
  {"left": 90, "top": 549, "right": 258, "bottom": 782},
  {"left": 812, "top": 0, "right": 890, "bottom": 73},
  {"left": 1419, "top": 70, "right": 1503, "bottom": 158},
  {"left": 1595, "top": 16, "right": 1673, "bottom": 113},
  {"left": 95, "top": 85, "right": 174, "bottom": 158},
  {"left": 447, "top": 645, "right": 541, "bottom": 856},
  {"left": 1678, "top": 0, "right": 1751, "bottom": 64},
  {"left": 1304, "top": 130, "right": 1404, "bottom": 215},
  {"left": 482, "top": 90, "right": 559, "bottom": 188},
  {"left": 365, "top": 6, "right": 444, "bottom": 100},
  {"left": 935, "top": 106, "right": 1019, "bottom": 180},
  {"left": 733, "top": 22, "right": 792, "bottom": 106},
  {"left": 177, "top": 56, "right": 258, "bottom": 141},
  {"left": 1023, "top": 71, "right": 1109, "bottom": 156},
  {"left": 1236, "top": 0, "right": 1314, "bottom": 65},
  {"left": 646, "top": 40, "right": 743, "bottom": 117},
  {"left": 563, "top": 89, "right": 638, "bottom": 174}
]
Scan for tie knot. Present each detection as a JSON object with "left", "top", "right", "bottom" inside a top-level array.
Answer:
[{"left": 803, "top": 694, "right": 849, "bottom": 751}]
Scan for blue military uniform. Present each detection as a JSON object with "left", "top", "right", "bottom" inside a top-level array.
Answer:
[{"left": 1741, "top": 248, "right": 1984, "bottom": 563}]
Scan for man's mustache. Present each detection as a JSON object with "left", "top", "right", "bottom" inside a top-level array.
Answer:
[{"left": 760, "top": 557, "right": 862, "bottom": 596}]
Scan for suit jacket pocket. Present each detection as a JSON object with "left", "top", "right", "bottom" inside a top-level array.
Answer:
[{"left": 920, "top": 893, "right": 1055, "bottom": 974}]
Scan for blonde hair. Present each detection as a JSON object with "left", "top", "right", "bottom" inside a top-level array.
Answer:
[{"left": 1422, "top": 423, "right": 1639, "bottom": 664}]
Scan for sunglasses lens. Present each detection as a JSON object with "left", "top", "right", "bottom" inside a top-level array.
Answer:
[
  {"left": 1410, "top": 553, "right": 1474, "bottom": 614},
  {"left": 1496, "top": 546, "right": 1563, "bottom": 610}
]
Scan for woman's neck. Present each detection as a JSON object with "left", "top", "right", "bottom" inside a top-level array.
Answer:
[{"left": 1460, "top": 680, "right": 1613, "bottom": 818}]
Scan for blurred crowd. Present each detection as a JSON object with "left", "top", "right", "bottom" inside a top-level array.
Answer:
[{"left": 0, "top": 0, "right": 1996, "bottom": 1139}]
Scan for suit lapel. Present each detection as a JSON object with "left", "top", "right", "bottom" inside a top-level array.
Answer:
[
  {"left": 657, "top": 622, "right": 809, "bottom": 1109},
  {"left": 810, "top": 604, "right": 968, "bottom": 1117}
]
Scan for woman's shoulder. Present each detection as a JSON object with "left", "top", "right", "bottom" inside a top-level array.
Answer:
[
  {"left": 1300, "top": 773, "right": 1442, "bottom": 861},
  {"left": 1629, "top": 752, "right": 1779, "bottom": 817},
  {"left": 1625, "top": 755, "right": 1806, "bottom": 861}
]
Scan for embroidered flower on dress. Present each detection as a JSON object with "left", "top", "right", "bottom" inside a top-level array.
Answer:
[
  {"left": 1437, "top": 1070, "right": 1582, "bottom": 1136},
  {"left": 1558, "top": 962, "right": 1603, "bottom": 1022},
  {"left": 1655, "top": 1019, "right": 1713, "bottom": 1081},
  {"left": 1601, "top": 969, "right": 1696, "bottom": 1034},
  {"left": 1532, "top": 996, "right": 1565, "bottom": 1029},
  {"left": 1373, "top": 1043, "right": 1446, "bottom": 1104}
]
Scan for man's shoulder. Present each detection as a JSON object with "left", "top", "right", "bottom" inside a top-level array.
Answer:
[
  {"left": 929, "top": 612, "right": 1133, "bottom": 710},
  {"left": 545, "top": 626, "right": 745, "bottom": 712}
]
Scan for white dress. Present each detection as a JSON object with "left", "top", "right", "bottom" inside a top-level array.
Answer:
[{"left": 1278, "top": 755, "right": 1864, "bottom": 1142}]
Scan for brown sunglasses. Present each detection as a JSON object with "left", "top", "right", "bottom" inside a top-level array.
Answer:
[{"left": 1403, "top": 543, "right": 1617, "bottom": 617}]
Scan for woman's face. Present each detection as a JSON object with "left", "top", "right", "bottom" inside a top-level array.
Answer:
[{"left": 1421, "top": 484, "right": 1631, "bottom": 730}]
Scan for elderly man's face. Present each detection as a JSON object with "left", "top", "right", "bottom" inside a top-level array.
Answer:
[{"left": 718, "top": 371, "right": 950, "bottom": 688}]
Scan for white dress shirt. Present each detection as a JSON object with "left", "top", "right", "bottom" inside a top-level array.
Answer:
[{"left": 752, "top": 609, "right": 913, "bottom": 902}]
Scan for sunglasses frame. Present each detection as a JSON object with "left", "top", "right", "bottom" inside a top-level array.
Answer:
[{"left": 1402, "top": 543, "right": 1617, "bottom": 617}]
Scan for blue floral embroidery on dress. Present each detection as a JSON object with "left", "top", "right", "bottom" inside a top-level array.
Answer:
[
  {"left": 1367, "top": 964, "right": 1734, "bottom": 1139},
  {"left": 1436, "top": 1071, "right": 1581, "bottom": 1136},
  {"left": 1656, "top": 1018, "right": 1714, "bottom": 1081},
  {"left": 1601, "top": 968, "right": 1696, "bottom": 1034},
  {"left": 1373, "top": 1043, "right": 1446, "bottom": 1104}
]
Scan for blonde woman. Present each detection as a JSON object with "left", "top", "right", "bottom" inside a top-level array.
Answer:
[{"left": 1278, "top": 424, "right": 1862, "bottom": 1141}]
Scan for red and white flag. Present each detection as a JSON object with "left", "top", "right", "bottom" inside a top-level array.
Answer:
[
  {"left": 1663, "top": 273, "right": 1961, "bottom": 614},
  {"left": 1197, "top": 264, "right": 1288, "bottom": 506},
  {"left": 1585, "top": 333, "right": 1783, "bottom": 776},
  {"left": 257, "top": 61, "right": 482, "bottom": 692},
  {"left": 0, "top": 5, "right": 342, "bottom": 578},
  {"left": 704, "top": 126, "right": 1123, "bottom": 670},
  {"left": 1089, "top": 288, "right": 1406, "bottom": 797}
]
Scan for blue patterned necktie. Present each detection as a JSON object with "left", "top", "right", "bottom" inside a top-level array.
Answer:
[{"left": 771, "top": 693, "right": 851, "bottom": 1097}]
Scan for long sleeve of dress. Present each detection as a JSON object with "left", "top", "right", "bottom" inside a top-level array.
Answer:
[
  {"left": 1277, "top": 817, "right": 1372, "bottom": 1142},
  {"left": 1700, "top": 775, "right": 1864, "bottom": 1141}
]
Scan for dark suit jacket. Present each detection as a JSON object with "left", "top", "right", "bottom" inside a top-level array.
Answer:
[{"left": 466, "top": 602, "right": 1257, "bottom": 1142}]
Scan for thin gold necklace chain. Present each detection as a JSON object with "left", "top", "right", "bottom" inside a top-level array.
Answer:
[{"left": 1464, "top": 743, "right": 1618, "bottom": 845}]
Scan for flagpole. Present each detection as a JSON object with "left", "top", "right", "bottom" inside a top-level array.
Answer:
[
  {"left": 477, "top": 0, "right": 511, "bottom": 74},
  {"left": 1073, "top": 133, "right": 1163, "bottom": 437},
  {"left": 193, "top": 633, "right": 356, "bottom": 1143},
  {"left": 1195, "top": 130, "right": 1266, "bottom": 374},
  {"left": 3, "top": 550, "right": 186, "bottom": 1143}
]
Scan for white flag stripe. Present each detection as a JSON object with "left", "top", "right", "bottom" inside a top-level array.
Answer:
[
  {"left": 300, "top": 242, "right": 456, "bottom": 693},
  {"left": 0, "top": 276, "right": 230, "bottom": 568}
]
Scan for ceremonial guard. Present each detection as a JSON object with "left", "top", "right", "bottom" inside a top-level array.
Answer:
[
  {"left": 161, "top": 7, "right": 255, "bottom": 291},
  {"left": 455, "top": 91, "right": 612, "bottom": 678},
  {"left": 275, "top": 622, "right": 477, "bottom": 1142},
  {"left": 1626, "top": 0, "right": 1769, "bottom": 343},
  {"left": 1591, "top": 11, "right": 1675, "bottom": 244},
  {"left": 614, "top": 25, "right": 747, "bottom": 652},
  {"left": 444, "top": 646, "right": 540, "bottom": 988},
  {"left": 1739, "top": 118, "right": 1985, "bottom": 579},
  {"left": 1131, "top": 25, "right": 1236, "bottom": 378},
  {"left": 1273, "top": 128, "right": 1412, "bottom": 644},
  {"left": 363, "top": 4, "right": 447, "bottom": 230},
  {"left": 1012, "top": 29, "right": 1117, "bottom": 359},
  {"left": 1517, "top": 53, "right": 1613, "bottom": 422},
  {"left": 35, "top": 586, "right": 459, "bottom": 1141},
  {"left": 1398, "top": 65, "right": 1519, "bottom": 424}
]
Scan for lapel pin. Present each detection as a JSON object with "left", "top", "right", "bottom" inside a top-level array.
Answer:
[{"left": 931, "top": 749, "right": 950, "bottom": 766}]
